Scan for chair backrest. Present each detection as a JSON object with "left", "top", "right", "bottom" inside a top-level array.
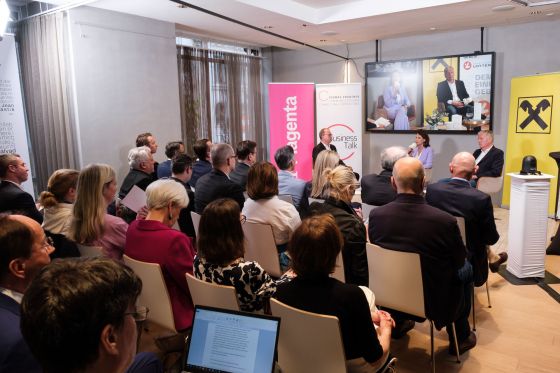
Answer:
[
  {"left": 455, "top": 216, "right": 467, "bottom": 246},
  {"left": 308, "top": 197, "right": 324, "bottom": 204},
  {"left": 77, "top": 244, "right": 103, "bottom": 258},
  {"left": 270, "top": 298, "right": 347, "bottom": 373},
  {"left": 330, "top": 251, "right": 345, "bottom": 283},
  {"left": 366, "top": 243, "right": 425, "bottom": 318},
  {"left": 278, "top": 194, "right": 294, "bottom": 204},
  {"left": 361, "top": 203, "right": 378, "bottom": 225},
  {"left": 123, "top": 255, "right": 176, "bottom": 332},
  {"left": 477, "top": 175, "right": 504, "bottom": 195},
  {"left": 190, "top": 211, "right": 201, "bottom": 237},
  {"left": 242, "top": 222, "right": 282, "bottom": 278},
  {"left": 186, "top": 273, "right": 240, "bottom": 311}
]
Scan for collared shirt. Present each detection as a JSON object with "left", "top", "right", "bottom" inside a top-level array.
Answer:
[
  {"left": 451, "top": 177, "right": 471, "bottom": 185},
  {"left": 0, "top": 286, "right": 23, "bottom": 304},
  {"left": 447, "top": 81, "right": 459, "bottom": 103},
  {"left": 475, "top": 145, "right": 494, "bottom": 165},
  {"left": 320, "top": 142, "right": 331, "bottom": 150}
]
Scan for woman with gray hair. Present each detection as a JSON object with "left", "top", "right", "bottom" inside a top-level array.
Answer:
[{"left": 124, "top": 179, "right": 196, "bottom": 331}]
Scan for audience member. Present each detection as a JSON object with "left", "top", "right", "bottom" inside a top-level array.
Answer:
[
  {"left": 408, "top": 129, "right": 433, "bottom": 170},
  {"left": 426, "top": 152, "right": 506, "bottom": 279},
  {"left": 361, "top": 146, "right": 408, "bottom": 206},
  {"left": 70, "top": 164, "right": 128, "bottom": 260},
  {"left": 308, "top": 150, "right": 340, "bottom": 198},
  {"left": 136, "top": 132, "right": 159, "bottom": 178},
  {"left": 275, "top": 214, "right": 392, "bottom": 371},
  {"left": 190, "top": 138, "right": 212, "bottom": 188},
  {"left": 472, "top": 130, "right": 504, "bottom": 184},
  {"left": 0, "top": 214, "right": 53, "bottom": 372},
  {"left": 194, "top": 143, "right": 245, "bottom": 213},
  {"left": 21, "top": 257, "right": 163, "bottom": 373},
  {"left": 157, "top": 141, "right": 184, "bottom": 179},
  {"left": 383, "top": 71, "right": 412, "bottom": 130},
  {"left": 0, "top": 154, "right": 43, "bottom": 223},
  {"left": 436, "top": 66, "right": 473, "bottom": 118},
  {"left": 369, "top": 157, "right": 475, "bottom": 354},
  {"left": 194, "top": 198, "right": 276, "bottom": 312},
  {"left": 125, "top": 179, "right": 195, "bottom": 331},
  {"left": 309, "top": 165, "right": 367, "bottom": 286},
  {"left": 171, "top": 153, "right": 196, "bottom": 238},
  {"left": 274, "top": 145, "right": 309, "bottom": 215},
  {"left": 229, "top": 140, "right": 257, "bottom": 189},
  {"left": 312, "top": 128, "right": 338, "bottom": 165},
  {"left": 119, "top": 146, "right": 156, "bottom": 223}
]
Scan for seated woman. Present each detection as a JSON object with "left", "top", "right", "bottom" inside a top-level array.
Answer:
[
  {"left": 125, "top": 179, "right": 195, "bottom": 331},
  {"left": 242, "top": 161, "right": 301, "bottom": 254},
  {"left": 308, "top": 150, "right": 340, "bottom": 198},
  {"left": 39, "top": 169, "right": 80, "bottom": 258},
  {"left": 69, "top": 164, "right": 128, "bottom": 260},
  {"left": 275, "top": 214, "right": 393, "bottom": 372},
  {"left": 195, "top": 198, "right": 276, "bottom": 312},
  {"left": 310, "top": 165, "right": 368, "bottom": 286},
  {"left": 383, "top": 71, "right": 411, "bottom": 131},
  {"left": 408, "top": 129, "right": 433, "bottom": 170}
]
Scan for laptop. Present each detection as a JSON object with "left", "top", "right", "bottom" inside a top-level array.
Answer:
[{"left": 183, "top": 305, "right": 280, "bottom": 373}]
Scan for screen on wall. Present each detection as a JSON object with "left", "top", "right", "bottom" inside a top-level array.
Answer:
[{"left": 365, "top": 52, "right": 495, "bottom": 134}]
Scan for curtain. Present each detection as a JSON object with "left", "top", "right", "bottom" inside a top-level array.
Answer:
[
  {"left": 177, "top": 46, "right": 265, "bottom": 159},
  {"left": 17, "top": 12, "right": 78, "bottom": 193}
]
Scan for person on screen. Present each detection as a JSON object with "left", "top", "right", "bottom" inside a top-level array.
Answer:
[
  {"left": 383, "top": 71, "right": 412, "bottom": 130},
  {"left": 408, "top": 130, "right": 433, "bottom": 170},
  {"left": 436, "top": 66, "right": 473, "bottom": 118}
]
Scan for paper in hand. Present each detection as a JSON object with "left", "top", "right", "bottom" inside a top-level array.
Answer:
[{"left": 121, "top": 185, "right": 147, "bottom": 213}]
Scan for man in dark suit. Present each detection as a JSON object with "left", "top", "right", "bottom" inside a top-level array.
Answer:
[
  {"left": 312, "top": 127, "right": 339, "bottom": 165},
  {"left": 0, "top": 154, "right": 43, "bottom": 223},
  {"left": 229, "top": 140, "right": 257, "bottom": 190},
  {"left": 426, "top": 152, "right": 506, "bottom": 285},
  {"left": 369, "top": 157, "right": 476, "bottom": 354},
  {"left": 472, "top": 130, "right": 504, "bottom": 183},
  {"left": 0, "top": 214, "right": 53, "bottom": 372},
  {"left": 361, "top": 146, "right": 407, "bottom": 206},
  {"left": 436, "top": 66, "right": 473, "bottom": 117},
  {"left": 171, "top": 153, "right": 196, "bottom": 238},
  {"left": 194, "top": 143, "right": 245, "bottom": 213}
]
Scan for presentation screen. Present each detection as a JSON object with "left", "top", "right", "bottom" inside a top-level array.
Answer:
[{"left": 365, "top": 52, "right": 495, "bottom": 134}]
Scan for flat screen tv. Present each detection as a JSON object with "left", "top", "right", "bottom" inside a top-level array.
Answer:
[{"left": 365, "top": 52, "right": 495, "bottom": 133}]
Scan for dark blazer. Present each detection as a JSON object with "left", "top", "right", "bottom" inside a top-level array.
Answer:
[
  {"left": 473, "top": 146, "right": 504, "bottom": 178},
  {"left": 190, "top": 160, "right": 212, "bottom": 188},
  {"left": 229, "top": 162, "right": 250, "bottom": 190},
  {"left": 118, "top": 168, "right": 154, "bottom": 199},
  {"left": 368, "top": 194, "right": 466, "bottom": 328},
  {"left": 194, "top": 169, "right": 245, "bottom": 213},
  {"left": 312, "top": 142, "right": 338, "bottom": 165},
  {"left": 172, "top": 177, "right": 196, "bottom": 238},
  {"left": 0, "top": 293, "right": 42, "bottom": 372},
  {"left": 360, "top": 169, "right": 396, "bottom": 206},
  {"left": 436, "top": 79, "right": 470, "bottom": 104},
  {"left": 0, "top": 181, "right": 43, "bottom": 223},
  {"left": 426, "top": 179, "right": 500, "bottom": 286}
]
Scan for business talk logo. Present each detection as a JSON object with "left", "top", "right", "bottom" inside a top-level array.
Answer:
[
  {"left": 515, "top": 96, "right": 553, "bottom": 134},
  {"left": 328, "top": 123, "right": 357, "bottom": 161}
]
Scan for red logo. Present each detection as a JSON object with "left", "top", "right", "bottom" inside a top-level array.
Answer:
[
  {"left": 463, "top": 61, "right": 472, "bottom": 70},
  {"left": 328, "top": 123, "right": 355, "bottom": 161}
]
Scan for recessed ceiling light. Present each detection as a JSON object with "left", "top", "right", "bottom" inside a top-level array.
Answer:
[
  {"left": 429, "top": 27, "right": 437, "bottom": 31},
  {"left": 302, "top": 24, "right": 308, "bottom": 27},
  {"left": 546, "top": 12, "right": 554, "bottom": 16},
  {"left": 319, "top": 39, "right": 327, "bottom": 42},
  {"left": 321, "top": 30, "right": 338, "bottom": 36},
  {"left": 530, "top": 10, "right": 542, "bottom": 15},
  {"left": 263, "top": 25, "right": 273, "bottom": 29},
  {"left": 177, "top": 4, "right": 187, "bottom": 8},
  {"left": 492, "top": 4, "right": 515, "bottom": 11}
]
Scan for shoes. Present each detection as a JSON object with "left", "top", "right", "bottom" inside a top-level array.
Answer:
[
  {"left": 449, "top": 331, "right": 477, "bottom": 355},
  {"left": 391, "top": 319, "right": 415, "bottom": 339},
  {"left": 489, "top": 252, "right": 508, "bottom": 273}
]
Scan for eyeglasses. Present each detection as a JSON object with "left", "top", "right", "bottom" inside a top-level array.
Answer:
[
  {"left": 41, "top": 237, "right": 54, "bottom": 251},
  {"left": 240, "top": 214, "right": 247, "bottom": 224},
  {"left": 125, "top": 305, "right": 149, "bottom": 322}
]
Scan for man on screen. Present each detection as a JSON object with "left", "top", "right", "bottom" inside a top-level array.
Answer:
[{"left": 436, "top": 66, "right": 473, "bottom": 118}]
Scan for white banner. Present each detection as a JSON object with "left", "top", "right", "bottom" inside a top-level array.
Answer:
[
  {"left": 315, "top": 83, "right": 362, "bottom": 177},
  {"left": 459, "top": 54, "right": 492, "bottom": 117},
  {"left": 0, "top": 35, "right": 34, "bottom": 196}
]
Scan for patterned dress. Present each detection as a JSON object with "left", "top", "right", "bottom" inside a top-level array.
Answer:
[{"left": 194, "top": 256, "right": 277, "bottom": 312}]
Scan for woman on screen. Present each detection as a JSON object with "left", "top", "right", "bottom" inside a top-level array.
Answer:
[
  {"left": 408, "top": 130, "right": 433, "bottom": 171},
  {"left": 383, "top": 71, "right": 411, "bottom": 130}
]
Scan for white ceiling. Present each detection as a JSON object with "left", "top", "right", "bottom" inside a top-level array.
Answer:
[{"left": 34, "top": 0, "right": 560, "bottom": 48}]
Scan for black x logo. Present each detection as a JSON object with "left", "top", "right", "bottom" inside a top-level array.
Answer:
[
  {"left": 519, "top": 99, "right": 550, "bottom": 130},
  {"left": 431, "top": 59, "right": 449, "bottom": 71}
]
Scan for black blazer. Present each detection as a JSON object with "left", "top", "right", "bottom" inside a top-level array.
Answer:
[
  {"left": 426, "top": 179, "right": 500, "bottom": 286},
  {"left": 436, "top": 79, "right": 470, "bottom": 104},
  {"left": 312, "top": 142, "right": 338, "bottom": 165},
  {"left": 0, "top": 181, "right": 43, "bottom": 223},
  {"left": 473, "top": 146, "right": 504, "bottom": 178},
  {"left": 360, "top": 169, "right": 396, "bottom": 206},
  {"left": 194, "top": 169, "right": 245, "bottom": 213},
  {"left": 229, "top": 162, "right": 250, "bottom": 190},
  {"left": 172, "top": 177, "right": 196, "bottom": 238},
  {"left": 368, "top": 194, "right": 466, "bottom": 329},
  {"left": 118, "top": 168, "right": 154, "bottom": 199}
]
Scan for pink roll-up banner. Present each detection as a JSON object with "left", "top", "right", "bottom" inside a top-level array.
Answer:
[{"left": 268, "top": 83, "right": 315, "bottom": 181}]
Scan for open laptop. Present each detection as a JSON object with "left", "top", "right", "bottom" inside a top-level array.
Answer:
[{"left": 183, "top": 305, "right": 280, "bottom": 373}]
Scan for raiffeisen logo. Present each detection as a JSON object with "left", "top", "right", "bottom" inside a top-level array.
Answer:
[
  {"left": 328, "top": 123, "right": 358, "bottom": 161},
  {"left": 463, "top": 60, "right": 472, "bottom": 70}
]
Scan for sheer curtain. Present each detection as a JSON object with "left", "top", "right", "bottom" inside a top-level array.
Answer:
[
  {"left": 18, "top": 12, "right": 78, "bottom": 193},
  {"left": 177, "top": 46, "right": 265, "bottom": 158}
]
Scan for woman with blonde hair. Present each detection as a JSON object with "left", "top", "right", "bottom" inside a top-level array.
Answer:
[
  {"left": 69, "top": 164, "right": 128, "bottom": 260},
  {"left": 39, "top": 169, "right": 79, "bottom": 236},
  {"left": 309, "top": 150, "right": 340, "bottom": 198}
]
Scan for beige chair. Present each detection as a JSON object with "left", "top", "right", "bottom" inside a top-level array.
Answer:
[
  {"left": 278, "top": 194, "right": 294, "bottom": 204},
  {"left": 366, "top": 243, "right": 460, "bottom": 372},
  {"left": 242, "top": 222, "right": 283, "bottom": 278},
  {"left": 186, "top": 273, "right": 239, "bottom": 311},
  {"left": 477, "top": 167, "right": 504, "bottom": 206},
  {"left": 455, "top": 216, "right": 467, "bottom": 247},
  {"left": 123, "top": 255, "right": 177, "bottom": 332},
  {"left": 331, "top": 252, "right": 345, "bottom": 283},
  {"left": 77, "top": 244, "right": 103, "bottom": 258},
  {"left": 361, "top": 203, "right": 378, "bottom": 225},
  {"left": 190, "top": 211, "right": 201, "bottom": 237}
]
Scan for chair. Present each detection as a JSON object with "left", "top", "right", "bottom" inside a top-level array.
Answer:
[
  {"left": 242, "top": 222, "right": 283, "bottom": 278},
  {"left": 278, "top": 194, "right": 294, "bottom": 204},
  {"left": 366, "top": 243, "right": 460, "bottom": 372},
  {"left": 77, "top": 244, "right": 103, "bottom": 258},
  {"left": 123, "top": 255, "right": 177, "bottom": 332},
  {"left": 190, "top": 211, "right": 201, "bottom": 237},
  {"left": 455, "top": 216, "right": 467, "bottom": 247},
  {"left": 308, "top": 197, "right": 324, "bottom": 204},
  {"left": 330, "top": 251, "right": 345, "bottom": 283},
  {"left": 477, "top": 167, "right": 504, "bottom": 206},
  {"left": 374, "top": 94, "right": 416, "bottom": 124},
  {"left": 361, "top": 202, "right": 378, "bottom": 225},
  {"left": 185, "top": 273, "right": 240, "bottom": 311}
]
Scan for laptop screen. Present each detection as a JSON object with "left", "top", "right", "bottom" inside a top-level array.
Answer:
[{"left": 184, "top": 305, "right": 280, "bottom": 373}]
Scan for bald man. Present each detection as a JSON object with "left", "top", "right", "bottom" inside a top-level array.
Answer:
[
  {"left": 368, "top": 158, "right": 476, "bottom": 354},
  {"left": 426, "top": 152, "right": 506, "bottom": 280}
]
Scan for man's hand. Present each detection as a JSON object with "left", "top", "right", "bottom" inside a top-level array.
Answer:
[{"left": 452, "top": 101, "right": 465, "bottom": 108}]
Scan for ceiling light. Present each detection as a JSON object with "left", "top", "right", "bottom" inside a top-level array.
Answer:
[
  {"left": 492, "top": 4, "right": 516, "bottom": 11},
  {"left": 321, "top": 30, "right": 338, "bottom": 36},
  {"left": 177, "top": 3, "right": 187, "bottom": 8},
  {"left": 530, "top": 10, "right": 543, "bottom": 14},
  {"left": 546, "top": 12, "right": 555, "bottom": 15},
  {"left": 319, "top": 39, "right": 327, "bottom": 42},
  {"left": 429, "top": 27, "right": 437, "bottom": 31},
  {"left": 263, "top": 25, "right": 273, "bottom": 29},
  {"left": 302, "top": 24, "right": 308, "bottom": 27}
]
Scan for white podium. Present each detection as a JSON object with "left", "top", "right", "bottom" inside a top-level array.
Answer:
[{"left": 506, "top": 173, "right": 554, "bottom": 278}]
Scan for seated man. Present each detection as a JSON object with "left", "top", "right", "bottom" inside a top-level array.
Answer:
[
  {"left": 472, "top": 130, "right": 504, "bottom": 184},
  {"left": 20, "top": 257, "right": 162, "bottom": 373},
  {"left": 436, "top": 66, "right": 473, "bottom": 118},
  {"left": 229, "top": 140, "right": 257, "bottom": 190},
  {"left": 275, "top": 145, "right": 309, "bottom": 215},
  {"left": 361, "top": 146, "right": 408, "bottom": 206},
  {"left": 190, "top": 138, "right": 213, "bottom": 188},
  {"left": 369, "top": 157, "right": 475, "bottom": 354},
  {"left": 0, "top": 214, "right": 53, "bottom": 372},
  {"left": 194, "top": 143, "right": 245, "bottom": 213},
  {"left": 157, "top": 141, "right": 184, "bottom": 179},
  {"left": 426, "top": 152, "right": 507, "bottom": 282}
]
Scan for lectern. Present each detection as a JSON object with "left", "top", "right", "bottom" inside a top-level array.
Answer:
[
  {"left": 549, "top": 151, "right": 560, "bottom": 219},
  {"left": 506, "top": 173, "right": 554, "bottom": 278}
]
